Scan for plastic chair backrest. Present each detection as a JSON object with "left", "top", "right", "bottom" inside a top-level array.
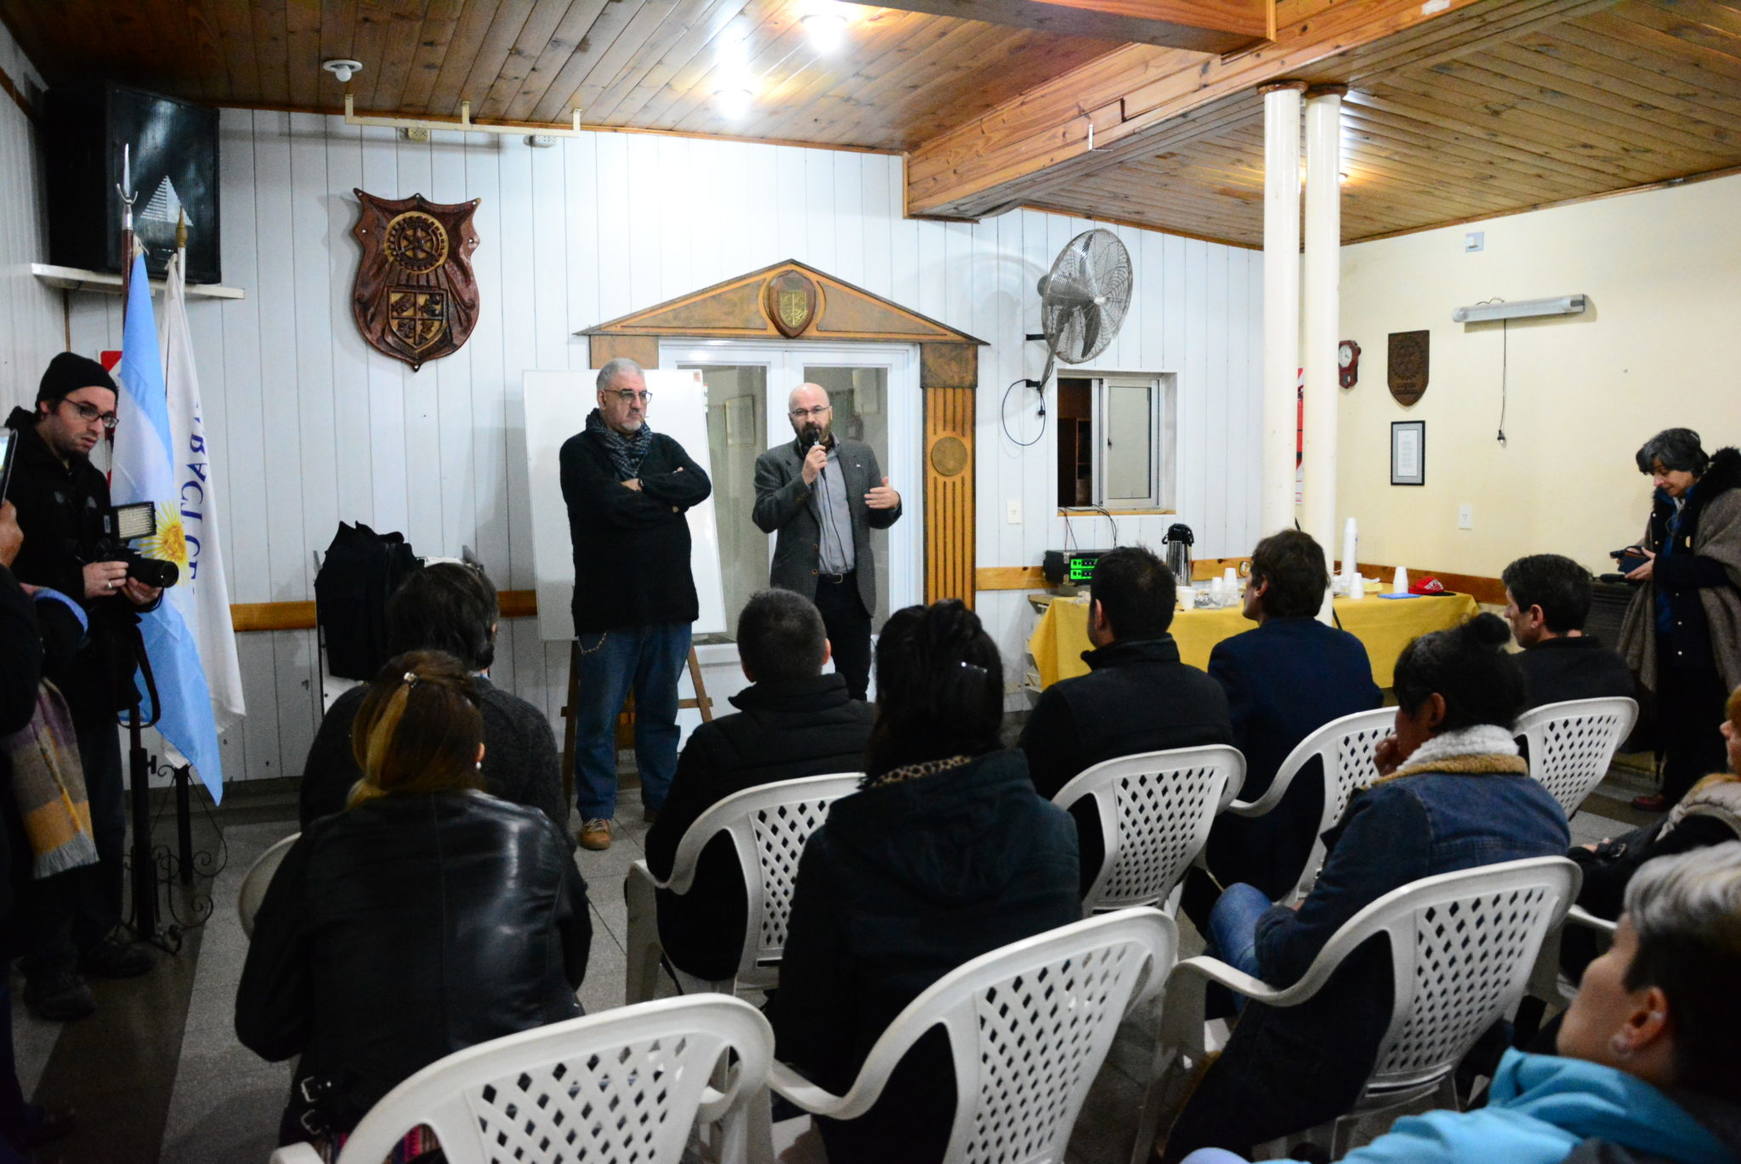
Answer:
[
  {"left": 1514, "top": 697, "right": 1638, "bottom": 818},
  {"left": 238, "top": 832, "right": 300, "bottom": 939},
  {"left": 1249, "top": 707, "right": 1394, "bottom": 902},
  {"left": 1052, "top": 746, "right": 1246, "bottom": 913},
  {"left": 1293, "top": 857, "right": 1580, "bottom": 1095},
  {"left": 665, "top": 772, "right": 865, "bottom": 984},
  {"left": 844, "top": 909, "right": 1176, "bottom": 1163},
  {"left": 333, "top": 995, "right": 774, "bottom": 1164}
]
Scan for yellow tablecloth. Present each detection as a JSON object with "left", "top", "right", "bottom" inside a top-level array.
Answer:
[{"left": 1027, "top": 592, "right": 1481, "bottom": 690}]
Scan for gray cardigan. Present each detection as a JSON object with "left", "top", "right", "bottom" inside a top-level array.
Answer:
[{"left": 752, "top": 436, "right": 901, "bottom": 615}]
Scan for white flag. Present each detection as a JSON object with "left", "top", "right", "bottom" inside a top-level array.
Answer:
[{"left": 159, "top": 251, "right": 245, "bottom": 729}]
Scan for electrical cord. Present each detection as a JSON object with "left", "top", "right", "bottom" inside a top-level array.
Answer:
[
  {"left": 1000, "top": 376, "right": 1047, "bottom": 447},
  {"left": 1497, "top": 318, "right": 1509, "bottom": 446},
  {"left": 1093, "top": 506, "right": 1121, "bottom": 546}
]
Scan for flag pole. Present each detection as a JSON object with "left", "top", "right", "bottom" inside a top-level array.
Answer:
[{"left": 116, "top": 142, "right": 136, "bottom": 323}]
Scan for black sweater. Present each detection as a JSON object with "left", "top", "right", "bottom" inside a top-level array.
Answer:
[
  {"left": 645, "top": 674, "right": 873, "bottom": 979},
  {"left": 298, "top": 677, "right": 566, "bottom": 834},
  {"left": 1516, "top": 635, "right": 1636, "bottom": 710},
  {"left": 559, "top": 423, "right": 712, "bottom": 634}
]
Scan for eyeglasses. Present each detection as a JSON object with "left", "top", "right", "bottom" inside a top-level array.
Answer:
[
  {"left": 609, "top": 390, "right": 652, "bottom": 404},
  {"left": 790, "top": 404, "right": 832, "bottom": 419},
  {"left": 62, "top": 399, "right": 119, "bottom": 430}
]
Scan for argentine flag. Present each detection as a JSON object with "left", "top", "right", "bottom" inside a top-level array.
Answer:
[{"left": 110, "top": 251, "right": 226, "bottom": 803}]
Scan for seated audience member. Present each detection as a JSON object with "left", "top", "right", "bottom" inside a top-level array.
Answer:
[
  {"left": 1162, "top": 614, "right": 1570, "bottom": 1161},
  {"left": 1200, "top": 530, "right": 1380, "bottom": 902},
  {"left": 1018, "top": 545, "right": 1232, "bottom": 887},
  {"left": 298, "top": 562, "right": 564, "bottom": 832},
  {"left": 1502, "top": 552, "right": 1636, "bottom": 708},
  {"left": 766, "top": 600, "right": 1080, "bottom": 1164},
  {"left": 1183, "top": 842, "right": 1741, "bottom": 1164},
  {"left": 1560, "top": 682, "right": 1741, "bottom": 981},
  {"left": 645, "top": 589, "right": 873, "bottom": 980},
  {"left": 237, "top": 651, "right": 590, "bottom": 1152}
]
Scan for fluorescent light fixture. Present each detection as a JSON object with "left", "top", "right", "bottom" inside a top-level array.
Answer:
[
  {"left": 1452, "top": 294, "right": 1587, "bottom": 323},
  {"left": 714, "top": 87, "right": 754, "bottom": 122}
]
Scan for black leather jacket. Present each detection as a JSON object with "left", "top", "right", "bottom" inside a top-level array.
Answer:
[{"left": 235, "top": 790, "right": 591, "bottom": 1139}]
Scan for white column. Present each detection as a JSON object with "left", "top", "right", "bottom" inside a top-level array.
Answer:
[
  {"left": 1302, "top": 86, "right": 1345, "bottom": 556},
  {"left": 1260, "top": 82, "right": 1305, "bottom": 537}
]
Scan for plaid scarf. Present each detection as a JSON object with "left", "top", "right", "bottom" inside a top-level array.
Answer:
[
  {"left": 1, "top": 680, "right": 98, "bottom": 879},
  {"left": 585, "top": 408, "right": 654, "bottom": 480}
]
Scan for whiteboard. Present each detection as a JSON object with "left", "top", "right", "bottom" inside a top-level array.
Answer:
[{"left": 522, "top": 369, "right": 727, "bottom": 641}]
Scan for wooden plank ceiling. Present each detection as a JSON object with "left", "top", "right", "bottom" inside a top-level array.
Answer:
[{"left": 1, "top": 0, "right": 1738, "bottom": 245}]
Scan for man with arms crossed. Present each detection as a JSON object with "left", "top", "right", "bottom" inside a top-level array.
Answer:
[
  {"left": 561, "top": 358, "right": 712, "bottom": 851},
  {"left": 752, "top": 383, "right": 900, "bottom": 702}
]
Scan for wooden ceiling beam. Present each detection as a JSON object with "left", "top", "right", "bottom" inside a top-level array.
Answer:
[
  {"left": 842, "top": 0, "right": 1273, "bottom": 55},
  {"left": 903, "top": 0, "right": 1616, "bottom": 220}
]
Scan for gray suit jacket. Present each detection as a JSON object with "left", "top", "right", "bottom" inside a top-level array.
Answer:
[{"left": 752, "top": 437, "right": 901, "bottom": 613}]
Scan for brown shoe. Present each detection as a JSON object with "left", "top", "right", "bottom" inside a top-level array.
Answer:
[{"left": 577, "top": 819, "right": 613, "bottom": 851}]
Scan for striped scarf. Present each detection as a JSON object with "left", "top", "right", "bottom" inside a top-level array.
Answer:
[
  {"left": 585, "top": 408, "right": 654, "bottom": 480},
  {"left": 1, "top": 680, "right": 98, "bottom": 878}
]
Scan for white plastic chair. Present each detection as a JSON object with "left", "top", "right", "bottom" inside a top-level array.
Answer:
[
  {"left": 772, "top": 908, "right": 1176, "bottom": 1164},
  {"left": 238, "top": 832, "right": 300, "bottom": 939},
  {"left": 1051, "top": 745, "right": 1246, "bottom": 915},
  {"left": 1526, "top": 902, "right": 1620, "bottom": 1013},
  {"left": 625, "top": 772, "right": 864, "bottom": 1003},
  {"left": 267, "top": 994, "right": 776, "bottom": 1164},
  {"left": 1224, "top": 706, "right": 1395, "bottom": 903},
  {"left": 1151, "top": 856, "right": 1580, "bottom": 1160},
  {"left": 1514, "top": 696, "right": 1639, "bottom": 818}
]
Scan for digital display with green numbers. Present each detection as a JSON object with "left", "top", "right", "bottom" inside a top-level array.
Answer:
[{"left": 1068, "top": 551, "right": 1111, "bottom": 584}]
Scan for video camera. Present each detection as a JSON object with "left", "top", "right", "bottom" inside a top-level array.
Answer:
[{"left": 98, "top": 501, "right": 180, "bottom": 590}]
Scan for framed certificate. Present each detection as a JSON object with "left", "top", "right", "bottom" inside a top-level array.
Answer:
[{"left": 1391, "top": 420, "right": 1425, "bottom": 486}]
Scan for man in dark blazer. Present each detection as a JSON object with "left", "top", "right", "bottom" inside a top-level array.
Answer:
[
  {"left": 1018, "top": 545, "right": 1233, "bottom": 891},
  {"left": 1197, "top": 529, "right": 1381, "bottom": 908},
  {"left": 752, "top": 383, "right": 901, "bottom": 701}
]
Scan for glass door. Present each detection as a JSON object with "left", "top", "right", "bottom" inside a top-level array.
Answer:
[{"left": 663, "top": 340, "right": 920, "bottom": 641}]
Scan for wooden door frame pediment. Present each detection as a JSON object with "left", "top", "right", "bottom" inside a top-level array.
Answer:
[{"left": 578, "top": 259, "right": 984, "bottom": 607}]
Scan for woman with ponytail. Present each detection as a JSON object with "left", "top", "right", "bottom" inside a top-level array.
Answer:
[
  {"left": 1163, "top": 614, "right": 1572, "bottom": 1161},
  {"left": 766, "top": 600, "right": 1080, "bottom": 1164},
  {"left": 237, "top": 651, "right": 591, "bottom": 1156}
]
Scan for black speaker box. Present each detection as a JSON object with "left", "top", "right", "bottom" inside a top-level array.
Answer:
[{"left": 44, "top": 84, "right": 220, "bottom": 285}]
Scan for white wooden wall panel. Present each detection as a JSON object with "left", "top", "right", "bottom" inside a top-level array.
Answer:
[
  {"left": 0, "top": 28, "right": 61, "bottom": 413},
  {"left": 55, "top": 111, "right": 1263, "bottom": 780}
]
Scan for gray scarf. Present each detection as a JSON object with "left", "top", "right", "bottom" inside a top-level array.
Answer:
[{"left": 585, "top": 408, "right": 654, "bottom": 480}]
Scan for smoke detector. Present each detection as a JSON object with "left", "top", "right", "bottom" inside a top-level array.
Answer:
[{"left": 323, "top": 59, "right": 363, "bottom": 84}]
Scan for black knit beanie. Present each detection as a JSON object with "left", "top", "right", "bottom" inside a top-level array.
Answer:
[{"left": 37, "top": 352, "right": 117, "bottom": 405}]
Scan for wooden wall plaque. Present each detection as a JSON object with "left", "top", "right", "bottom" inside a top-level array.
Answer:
[
  {"left": 352, "top": 190, "right": 481, "bottom": 371},
  {"left": 1388, "top": 330, "right": 1429, "bottom": 405}
]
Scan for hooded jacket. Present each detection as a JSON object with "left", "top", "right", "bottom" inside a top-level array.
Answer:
[
  {"left": 1275, "top": 1050, "right": 1737, "bottom": 1164},
  {"left": 1620, "top": 446, "right": 1741, "bottom": 693},
  {"left": 765, "top": 748, "right": 1080, "bottom": 1163}
]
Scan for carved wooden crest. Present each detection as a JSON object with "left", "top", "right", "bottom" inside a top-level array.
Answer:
[
  {"left": 351, "top": 190, "right": 481, "bottom": 371},
  {"left": 1388, "top": 330, "right": 1429, "bottom": 405},
  {"left": 764, "top": 270, "right": 819, "bottom": 338}
]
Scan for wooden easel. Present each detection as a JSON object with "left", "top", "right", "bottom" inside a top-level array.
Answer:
[{"left": 559, "top": 643, "right": 714, "bottom": 813}]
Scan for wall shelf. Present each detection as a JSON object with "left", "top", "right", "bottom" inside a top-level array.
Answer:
[{"left": 31, "top": 263, "right": 246, "bottom": 300}]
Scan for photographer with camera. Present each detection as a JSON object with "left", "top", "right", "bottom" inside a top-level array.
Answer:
[{"left": 4, "top": 353, "right": 160, "bottom": 1020}]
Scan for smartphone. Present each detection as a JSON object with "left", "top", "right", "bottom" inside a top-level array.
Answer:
[{"left": 0, "top": 425, "right": 17, "bottom": 507}]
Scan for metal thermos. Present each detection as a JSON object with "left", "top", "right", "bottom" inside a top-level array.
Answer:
[{"left": 1162, "top": 522, "right": 1194, "bottom": 584}]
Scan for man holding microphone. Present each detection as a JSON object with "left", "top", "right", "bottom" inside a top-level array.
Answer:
[{"left": 753, "top": 383, "right": 901, "bottom": 701}]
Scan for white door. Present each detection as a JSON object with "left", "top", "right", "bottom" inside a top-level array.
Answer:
[{"left": 661, "top": 340, "right": 922, "bottom": 642}]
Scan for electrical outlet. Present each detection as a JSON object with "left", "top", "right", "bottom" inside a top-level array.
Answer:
[
  {"left": 1464, "top": 231, "right": 1485, "bottom": 253},
  {"left": 1458, "top": 503, "right": 1473, "bottom": 530},
  {"left": 1007, "top": 500, "right": 1022, "bottom": 525}
]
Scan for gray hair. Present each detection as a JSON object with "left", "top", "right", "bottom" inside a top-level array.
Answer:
[
  {"left": 597, "top": 357, "right": 643, "bottom": 393},
  {"left": 1634, "top": 428, "right": 1709, "bottom": 477},
  {"left": 1621, "top": 841, "right": 1741, "bottom": 1098}
]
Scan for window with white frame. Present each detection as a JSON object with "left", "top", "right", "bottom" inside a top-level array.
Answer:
[{"left": 1055, "top": 373, "right": 1176, "bottom": 510}]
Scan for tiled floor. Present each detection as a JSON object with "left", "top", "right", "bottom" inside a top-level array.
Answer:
[{"left": 14, "top": 760, "right": 1653, "bottom": 1163}]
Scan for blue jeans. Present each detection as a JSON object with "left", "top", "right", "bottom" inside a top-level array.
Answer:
[
  {"left": 1207, "top": 882, "right": 1271, "bottom": 1015},
  {"left": 573, "top": 623, "right": 691, "bottom": 820}
]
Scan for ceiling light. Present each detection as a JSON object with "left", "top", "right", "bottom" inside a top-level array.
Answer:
[
  {"left": 802, "top": 10, "right": 849, "bottom": 54},
  {"left": 322, "top": 59, "right": 363, "bottom": 84},
  {"left": 714, "top": 87, "right": 754, "bottom": 122},
  {"left": 1452, "top": 294, "right": 1588, "bottom": 324}
]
